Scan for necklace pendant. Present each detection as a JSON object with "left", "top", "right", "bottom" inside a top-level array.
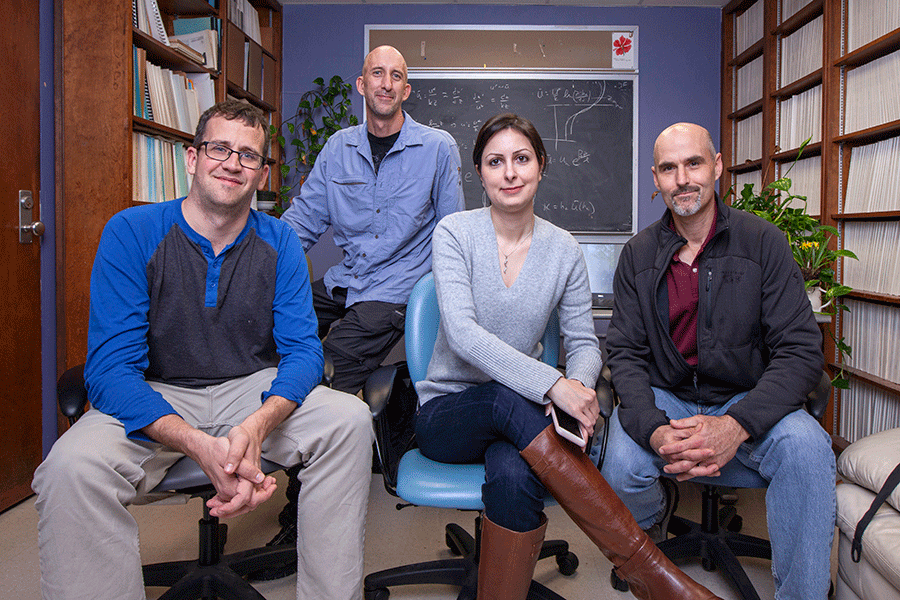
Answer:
[{"left": 503, "top": 257, "right": 509, "bottom": 274}]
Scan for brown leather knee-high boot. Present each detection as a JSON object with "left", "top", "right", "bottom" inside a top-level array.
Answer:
[
  {"left": 520, "top": 425, "right": 722, "bottom": 600},
  {"left": 477, "top": 513, "right": 547, "bottom": 600}
]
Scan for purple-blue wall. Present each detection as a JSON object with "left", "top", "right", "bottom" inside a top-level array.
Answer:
[
  {"left": 40, "top": 0, "right": 56, "bottom": 456},
  {"left": 282, "top": 4, "right": 722, "bottom": 277}
]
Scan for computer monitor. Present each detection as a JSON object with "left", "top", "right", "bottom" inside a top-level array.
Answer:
[{"left": 580, "top": 242, "right": 624, "bottom": 310}]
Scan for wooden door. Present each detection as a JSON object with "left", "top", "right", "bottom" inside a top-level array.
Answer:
[{"left": 0, "top": 0, "right": 43, "bottom": 512}]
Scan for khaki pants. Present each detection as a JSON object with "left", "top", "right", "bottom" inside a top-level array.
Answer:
[{"left": 32, "top": 368, "right": 374, "bottom": 600}]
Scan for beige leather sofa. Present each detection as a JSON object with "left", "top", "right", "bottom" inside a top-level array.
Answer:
[{"left": 836, "top": 427, "right": 900, "bottom": 600}]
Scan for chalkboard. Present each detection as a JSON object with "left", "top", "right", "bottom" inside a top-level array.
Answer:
[{"left": 405, "top": 76, "right": 636, "bottom": 233}]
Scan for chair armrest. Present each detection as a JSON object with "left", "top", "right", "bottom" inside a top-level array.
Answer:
[
  {"left": 322, "top": 354, "right": 335, "bottom": 388},
  {"left": 57, "top": 364, "right": 88, "bottom": 425},
  {"left": 363, "top": 362, "right": 412, "bottom": 495},
  {"left": 363, "top": 363, "right": 403, "bottom": 421},
  {"left": 595, "top": 364, "right": 614, "bottom": 420},
  {"left": 592, "top": 363, "right": 616, "bottom": 471},
  {"left": 806, "top": 371, "right": 831, "bottom": 422}
]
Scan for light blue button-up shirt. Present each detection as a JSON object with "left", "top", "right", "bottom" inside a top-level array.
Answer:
[{"left": 281, "top": 113, "right": 464, "bottom": 306}]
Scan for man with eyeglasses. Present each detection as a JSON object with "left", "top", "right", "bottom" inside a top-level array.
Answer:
[{"left": 32, "top": 100, "right": 374, "bottom": 600}]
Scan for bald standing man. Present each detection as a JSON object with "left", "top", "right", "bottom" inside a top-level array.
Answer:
[{"left": 267, "top": 46, "right": 464, "bottom": 557}]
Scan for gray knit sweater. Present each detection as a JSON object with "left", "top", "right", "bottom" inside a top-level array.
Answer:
[{"left": 416, "top": 208, "right": 602, "bottom": 406}]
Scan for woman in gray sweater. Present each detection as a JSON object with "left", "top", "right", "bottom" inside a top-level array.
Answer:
[{"left": 414, "top": 114, "right": 721, "bottom": 600}]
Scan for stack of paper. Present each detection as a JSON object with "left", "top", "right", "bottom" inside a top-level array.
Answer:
[
  {"left": 845, "top": 136, "right": 900, "bottom": 213},
  {"left": 734, "top": 112, "right": 763, "bottom": 164},
  {"left": 734, "top": 1, "right": 764, "bottom": 56},
  {"left": 170, "top": 30, "right": 219, "bottom": 70},
  {"left": 778, "top": 85, "right": 822, "bottom": 150},
  {"left": 780, "top": 16, "right": 823, "bottom": 87},
  {"left": 845, "top": 51, "right": 900, "bottom": 133},
  {"left": 736, "top": 55, "right": 763, "bottom": 110},
  {"left": 847, "top": 0, "right": 900, "bottom": 53}
]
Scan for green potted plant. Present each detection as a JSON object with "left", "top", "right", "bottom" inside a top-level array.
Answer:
[
  {"left": 270, "top": 75, "right": 359, "bottom": 209},
  {"left": 726, "top": 140, "right": 858, "bottom": 388}
]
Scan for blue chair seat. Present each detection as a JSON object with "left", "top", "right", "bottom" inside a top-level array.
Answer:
[
  {"left": 396, "top": 450, "right": 487, "bottom": 510},
  {"left": 397, "top": 450, "right": 562, "bottom": 511}
]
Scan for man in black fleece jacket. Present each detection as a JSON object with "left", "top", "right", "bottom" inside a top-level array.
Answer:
[{"left": 601, "top": 123, "right": 835, "bottom": 600}]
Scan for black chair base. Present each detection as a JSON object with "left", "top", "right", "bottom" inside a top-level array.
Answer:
[
  {"left": 611, "top": 484, "right": 769, "bottom": 600},
  {"left": 364, "top": 515, "right": 578, "bottom": 600},
  {"left": 143, "top": 493, "right": 297, "bottom": 600}
]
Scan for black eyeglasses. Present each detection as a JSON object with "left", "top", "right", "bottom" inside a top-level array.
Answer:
[{"left": 198, "top": 142, "right": 266, "bottom": 170}]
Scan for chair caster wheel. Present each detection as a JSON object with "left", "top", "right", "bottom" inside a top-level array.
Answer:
[
  {"left": 556, "top": 551, "right": 578, "bottom": 576},
  {"left": 365, "top": 588, "right": 389, "bottom": 600},
  {"left": 725, "top": 514, "right": 743, "bottom": 533},
  {"left": 445, "top": 531, "right": 463, "bottom": 556},
  {"left": 611, "top": 570, "right": 629, "bottom": 592}
]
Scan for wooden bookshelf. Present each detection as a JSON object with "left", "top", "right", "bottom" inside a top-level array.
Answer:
[
  {"left": 721, "top": 0, "right": 900, "bottom": 443},
  {"left": 57, "top": 0, "right": 282, "bottom": 376}
]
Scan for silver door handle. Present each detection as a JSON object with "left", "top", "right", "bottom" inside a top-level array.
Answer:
[{"left": 18, "top": 190, "right": 43, "bottom": 243}]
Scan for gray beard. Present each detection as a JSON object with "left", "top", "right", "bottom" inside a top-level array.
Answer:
[{"left": 671, "top": 195, "right": 702, "bottom": 217}]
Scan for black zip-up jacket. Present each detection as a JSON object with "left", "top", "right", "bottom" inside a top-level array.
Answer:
[{"left": 606, "top": 195, "right": 823, "bottom": 452}]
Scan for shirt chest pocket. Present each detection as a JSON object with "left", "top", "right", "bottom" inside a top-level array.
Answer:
[{"left": 330, "top": 176, "right": 373, "bottom": 234}]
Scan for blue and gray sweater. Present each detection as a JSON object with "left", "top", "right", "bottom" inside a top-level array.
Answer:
[{"left": 84, "top": 199, "right": 322, "bottom": 441}]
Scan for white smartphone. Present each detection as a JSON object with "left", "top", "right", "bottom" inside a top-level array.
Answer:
[{"left": 550, "top": 405, "right": 587, "bottom": 448}]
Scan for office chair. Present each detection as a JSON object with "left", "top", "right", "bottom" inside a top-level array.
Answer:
[
  {"left": 362, "top": 272, "right": 613, "bottom": 600},
  {"left": 56, "top": 364, "right": 298, "bottom": 600},
  {"left": 606, "top": 371, "right": 833, "bottom": 600}
]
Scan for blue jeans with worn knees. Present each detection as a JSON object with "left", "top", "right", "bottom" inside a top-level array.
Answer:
[
  {"left": 415, "top": 381, "right": 553, "bottom": 532},
  {"left": 599, "top": 386, "right": 836, "bottom": 600}
]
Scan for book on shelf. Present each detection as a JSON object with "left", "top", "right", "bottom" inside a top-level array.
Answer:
[
  {"left": 133, "top": 132, "right": 191, "bottom": 204},
  {"left": 247, "top": 41, "right": 263, "bottom": 99},
  {"left": 229, "top": 0, "right": 261, "bottom": 45},
  {"left": 845, "top": 136, "right": 900, "bottom": 212},
  {"left": 781, "top": 0, "right": 809, "bottom": 22},
  {"left": 243, "top": 40, "right": 250, "bottom": 89},
  {"left": 734, "top": 112, "right": 762, "bottom": 164},
  {"left": 736, "top": 55, "right": 762, "bottom": 110},
  {"left": 843, "top": 300, "right": 900, "bottom": 385},
  {"left": 187, "top": 73, "right": 216, "bottom": 115},
  {"left": 847, "top": 0, "right": 900, "bottom": 53},
  {"left": 843, "top": 222, "right": 900, "bottom": 296},
  {"left": 845, "top": 50, "right": 900, "bottom": 134},
  {"left": 137, "top": 53, "right": 202, "bottom": 134},
  {"left": 840, "top": 379, "right": 900, "bottom": 443},
  {"left": 169, "top": 40, "right": 206, "bottom": 65},
  {"left": 779, "top": 15, "right": 823, "bottom": 86},
  {"left": 781, "top": 155, "right": 821, "bottom": 216},
  {"left": 779, "top": 86, "right": 822, "bottom": 149},
  {"left": 170, "top": 30, "right": 219, "bottom": 70},
  {"left": 734, "top": 0, "right": 763, "bottom": 56},
  {"left": 135, "top": 0, "right": 170, "bottom": 46},
  {"left": 133, "top": 47, "right": 155, "bottom": 121}
]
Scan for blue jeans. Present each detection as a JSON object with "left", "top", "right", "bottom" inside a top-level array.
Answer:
[
  {"left": 598, "top": 387, "right": 836, "bottom": 600},
  {"left": 415, "top": 381, "right": 553, "bottom": 532}
]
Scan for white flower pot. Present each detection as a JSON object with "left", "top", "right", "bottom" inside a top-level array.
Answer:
[{"left": 806, "top": 287, "right": 833, "bottom": 324}]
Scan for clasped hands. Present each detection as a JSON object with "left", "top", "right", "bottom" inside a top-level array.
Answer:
[
  {"left": 197, "top": 423, "right": 277, "bottom": 519},
  {"left": 651, "top": 414, "right": 749, "bottom": 481}
]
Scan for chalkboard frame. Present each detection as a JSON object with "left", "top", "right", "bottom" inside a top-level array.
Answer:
[{"left": 405, "top": 71, "right": 639, "bottom": 235}]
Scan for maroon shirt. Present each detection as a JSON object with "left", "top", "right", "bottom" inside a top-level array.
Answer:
[{"left": 666, "top": 207, "right": 717, "bottom": 366}]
